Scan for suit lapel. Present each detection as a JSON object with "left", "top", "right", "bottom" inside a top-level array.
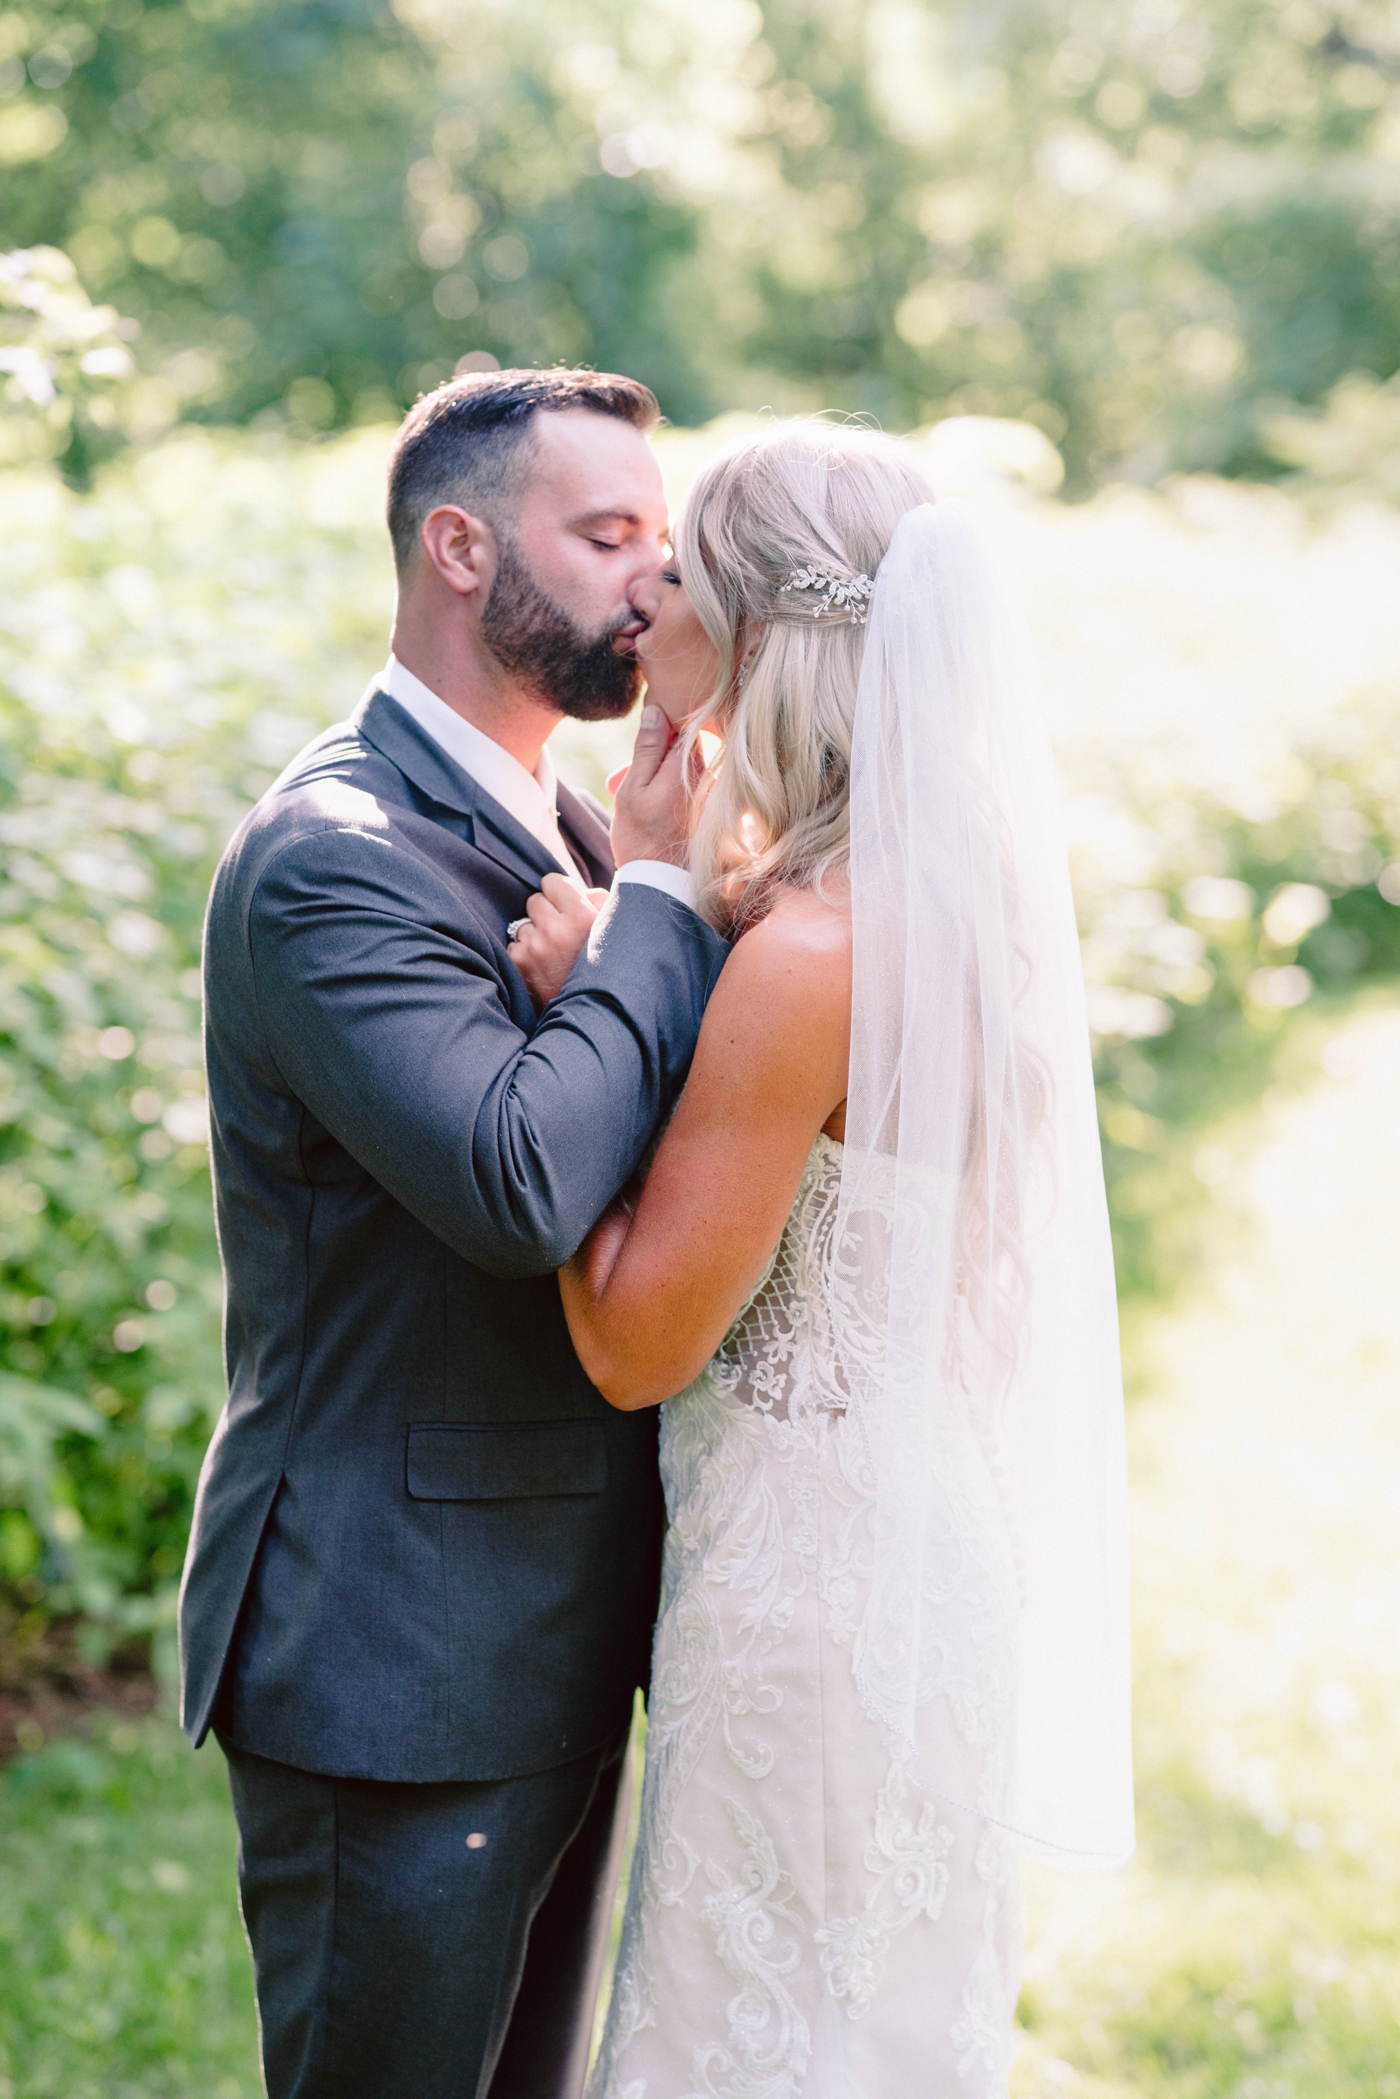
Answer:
[
  {"left": 355, "top": 688, "right": 570, "bottom": 894},
  {"left": 355, "top": 687, "right": 474, "bottom": 817},
  {"left": 555, "top": 780, "right": 615, "bottom": 888},
  {"left": 470, "top": 799, "right": 574, "bottom": 892}
]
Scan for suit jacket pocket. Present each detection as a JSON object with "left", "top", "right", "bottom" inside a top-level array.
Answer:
[{"left": 405, "top": 1420, "right": 608, "bottom": 1501}]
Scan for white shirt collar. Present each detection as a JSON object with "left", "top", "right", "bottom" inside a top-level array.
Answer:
[{"left": 377, "top": 656, "right": 582, "bottom": 882}]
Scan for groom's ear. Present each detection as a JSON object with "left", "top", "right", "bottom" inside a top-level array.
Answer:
[{"left": 418, "top": 504, "right": 496, "bottom": 603}]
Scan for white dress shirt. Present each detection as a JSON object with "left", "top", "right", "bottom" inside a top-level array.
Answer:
[{"left": 377, "top": 656, "right": 696, "bottom": 911}]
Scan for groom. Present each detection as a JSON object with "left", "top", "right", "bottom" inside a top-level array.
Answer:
[{"left": 178, "top": 369, "right": 727, "bottom": 2097}]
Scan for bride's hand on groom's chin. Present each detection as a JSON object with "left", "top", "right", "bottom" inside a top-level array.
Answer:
[
  {"left": 610, "top": 704, "right": 692, "bottom": 869},
  {"left": 508, "top": 874, "right": 607, "bottom": 1011}
]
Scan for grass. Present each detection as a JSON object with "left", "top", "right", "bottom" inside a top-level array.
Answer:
[
  {"left": 0, "top": 1719, "right": 256, "bottom": 2096},
  {"left": 1012, "top": 991, "right": 1400, "bottom": 2098},
  {"left": 4, "top": 992, "right": 1400, "bottom": 2097}
]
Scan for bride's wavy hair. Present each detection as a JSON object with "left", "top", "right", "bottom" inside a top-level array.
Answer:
[
  {"left": 675, "top": 419, "right": 935, "bottom": 933},
  {"left": 678, "top": 422, "right": 1050, "bottom": 1433}
]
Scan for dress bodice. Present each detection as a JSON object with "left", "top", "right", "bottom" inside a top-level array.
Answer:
[{"left": 706, "top": 1132, "right": 849, "bottom": 1427}]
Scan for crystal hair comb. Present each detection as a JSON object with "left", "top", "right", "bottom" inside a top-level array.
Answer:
[{"left": 777, "top": 564, "right": 875, "bottom": 625}]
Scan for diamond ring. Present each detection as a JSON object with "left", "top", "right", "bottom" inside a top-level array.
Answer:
[{"left": 506, "top": 918, "right": 529, "bottom": 942}]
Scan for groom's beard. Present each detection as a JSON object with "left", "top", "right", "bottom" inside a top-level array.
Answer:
[{"left": 481, "top": 533, "right": 642, "bottom": 723}]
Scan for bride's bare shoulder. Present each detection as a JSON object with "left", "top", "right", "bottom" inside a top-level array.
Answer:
[
  {"left": 719, "top": 881, "right": 852, "bottom": 1008},
  {"left": 691, "top": 880, "right": 850, "bottom": 1102}
]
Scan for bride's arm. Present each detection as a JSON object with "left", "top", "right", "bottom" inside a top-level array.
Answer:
[{"left": 560, "top": 898, "right": 851, "bottom": 1410}]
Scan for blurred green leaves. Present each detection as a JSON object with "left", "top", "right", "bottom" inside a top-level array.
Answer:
[
  {"left": 0, "top": 426, "right": 391, "bottom": 1673},
  {"left": 0, "top": 244, "right": 139, "bottom": 470},
  {"left": 2, "top": 0, "right": 1399, "bottom": 484},
  {"left": 0, "top": 1375, "right": 103, "bottom": 1585},
  {"left": 0, "top": 0, "right": 712, "bottom": 459}
]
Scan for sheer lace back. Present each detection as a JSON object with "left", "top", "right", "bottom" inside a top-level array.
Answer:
[{"left": 709, "top": 1132, "right": 849, "bottom": 1426}]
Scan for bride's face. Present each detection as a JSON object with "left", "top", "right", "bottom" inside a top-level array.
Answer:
[{"left": 626, "top": 561, "right": 722, "bottom": 729}]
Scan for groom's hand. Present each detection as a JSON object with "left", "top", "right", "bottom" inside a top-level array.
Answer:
[
  {"left": 610, "top": 704, "right": 691, "bottom": 869},
  {"left": 509, "top": 875, "right": 608, "bottom": 1012}
]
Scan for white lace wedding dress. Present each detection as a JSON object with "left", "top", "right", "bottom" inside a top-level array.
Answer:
[{"left": 589, "top": 1133, "right": 1023, "bottom": 2099}]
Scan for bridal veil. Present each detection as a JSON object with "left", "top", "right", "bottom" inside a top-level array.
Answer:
[{"left": 836, "top": 500, "right": 1135, "bottom": 1871}]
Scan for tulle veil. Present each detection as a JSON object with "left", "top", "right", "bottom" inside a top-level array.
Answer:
[{"left": 835, "top": 500, "right": 1134, "bottom": 1870}]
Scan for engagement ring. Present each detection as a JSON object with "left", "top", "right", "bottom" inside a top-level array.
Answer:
[{"left": 506, "top": 918, "right": 529, "bottom": 942}]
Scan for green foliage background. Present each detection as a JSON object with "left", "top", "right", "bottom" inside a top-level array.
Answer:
[
  {"left": 2, "top": 0, "right": 1400, "bottom": 483},
  {"left": 0, "top": 416, "right": 394, "bottom": 1675}
]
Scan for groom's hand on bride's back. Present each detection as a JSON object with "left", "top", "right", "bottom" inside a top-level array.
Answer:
[{"left": 609, "top": 703, "right": 692, "bottom": 869}]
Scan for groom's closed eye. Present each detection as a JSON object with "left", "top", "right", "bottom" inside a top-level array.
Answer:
[{"left": 571, "top": 509, "right": 644, "bottom": 546}]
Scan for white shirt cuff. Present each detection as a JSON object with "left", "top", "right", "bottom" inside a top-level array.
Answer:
[{"left": 613, "top": 860, "right": 697, "bottom": 912}]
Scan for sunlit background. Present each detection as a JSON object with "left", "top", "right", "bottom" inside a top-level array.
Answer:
[{"left": 3, "top": 2, "right": 1400, "bottom": 2093}]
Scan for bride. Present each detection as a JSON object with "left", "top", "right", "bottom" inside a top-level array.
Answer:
[{"left": 510, "top": 420, "right": 1134, "bottom": 2097}]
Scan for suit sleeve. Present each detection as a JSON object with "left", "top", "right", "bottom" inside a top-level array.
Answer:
[{"left": 243, "top": 824, "right": 728, "bottom": 1279}]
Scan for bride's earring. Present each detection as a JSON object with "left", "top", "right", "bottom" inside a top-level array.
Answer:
[{"left": 736, "top": 662, "right": 749, "bottom": 691}]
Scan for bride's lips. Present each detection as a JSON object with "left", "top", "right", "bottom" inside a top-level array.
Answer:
[{"left": 612, "top": 615, "right": 649, "bottom": 657}]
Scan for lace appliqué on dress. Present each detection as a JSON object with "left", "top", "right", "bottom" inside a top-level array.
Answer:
[
  {"left": 709, "top": 1140, "right": 851, "bottom": 1427},
  {"left": 814, "top": 1756, "right": 954, "bottom": 2019},
  {"left": 690, "top": 1801, "right": 812, "bottom": 2099},
  {"left": 589, "top": 1137, "right": 1023, "bottom": 2099}
]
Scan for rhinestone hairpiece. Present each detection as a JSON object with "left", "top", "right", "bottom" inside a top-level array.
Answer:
[{"left": 778, "top": 564, "right": 875, "bottom": 625}]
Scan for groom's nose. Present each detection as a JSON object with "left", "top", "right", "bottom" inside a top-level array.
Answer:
[
  {"left": 624, "top": 555, "right": 665, "bottom": 607},
  {"left": 626, "top": 573, "right": 661, "bottom": 622}
]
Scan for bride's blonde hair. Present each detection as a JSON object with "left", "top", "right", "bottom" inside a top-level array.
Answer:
[{"left": 676, "top": 419, "right": 935, "bottom": 932}]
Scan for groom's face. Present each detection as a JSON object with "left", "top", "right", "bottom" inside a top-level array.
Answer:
[{"left": 484, "top": 410, "right": 669, "bottom": 722}]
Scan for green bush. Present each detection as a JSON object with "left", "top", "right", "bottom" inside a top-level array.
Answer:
[
  {"left": 0, "top": 428, "right": 390, "bottom": 1675},
  {"left": 4, "top": 0, "right": 1400, "bottom": 482},
  {"left": 1, "top": 244, "right": 139, "bottom": 472}
]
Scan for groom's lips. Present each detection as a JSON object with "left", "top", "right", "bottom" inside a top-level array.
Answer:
[{"left": 612, "top": 618, "right": 648, "bottom": 655}]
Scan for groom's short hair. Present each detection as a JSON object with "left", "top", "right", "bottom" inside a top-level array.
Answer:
[{"left": 387, "top": 367, "right": 660, "bottom": 575}]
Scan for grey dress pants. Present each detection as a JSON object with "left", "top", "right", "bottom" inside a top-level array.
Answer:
[{"left": 221, "top": 1726, "right": 631, "bottom": 2099}]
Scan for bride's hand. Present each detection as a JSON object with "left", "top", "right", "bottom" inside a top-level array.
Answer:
[
  {"left": 509, "top": 873, "right": 609, "bottom": 1011},
  {"left": 609, "top": 703, "right": 695, "bottom": 870}
]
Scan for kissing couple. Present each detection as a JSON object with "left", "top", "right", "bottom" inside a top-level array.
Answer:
[{"left": 178, "top": 369, "right": 1134, "bottom": 2099}]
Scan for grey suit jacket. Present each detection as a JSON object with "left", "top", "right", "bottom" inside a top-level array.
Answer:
[{"left": 178, "top": 689, "right": 727, "bottom": 1782}]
